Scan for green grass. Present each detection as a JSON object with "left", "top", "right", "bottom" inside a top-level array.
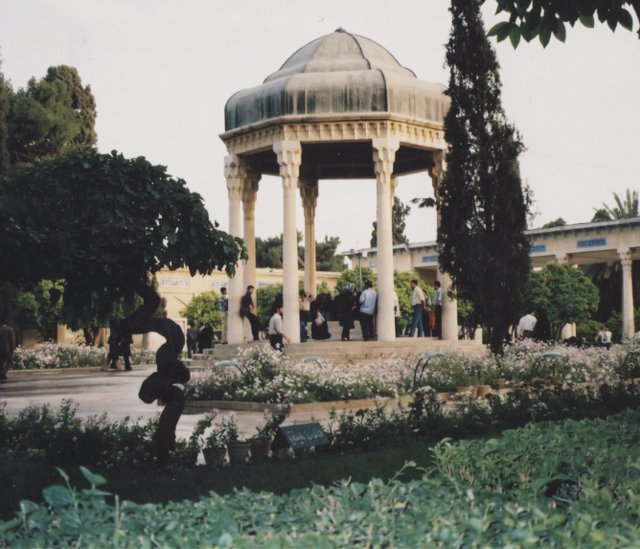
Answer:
[{"left": 0, "top": 440, "right": 435, "bottom": 520}]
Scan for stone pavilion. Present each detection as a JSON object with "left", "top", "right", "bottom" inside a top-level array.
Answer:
[{"left": 221, "top": 28, "right": 457, "bottom": 344}]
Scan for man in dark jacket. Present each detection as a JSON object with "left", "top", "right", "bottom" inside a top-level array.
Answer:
[{"left": 241, "top": 285, "right": 261, "bottom": 342}]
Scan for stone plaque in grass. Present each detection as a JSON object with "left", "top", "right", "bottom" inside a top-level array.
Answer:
[{"left": 271, "top": 423, "right": 329, "bottom": 451}]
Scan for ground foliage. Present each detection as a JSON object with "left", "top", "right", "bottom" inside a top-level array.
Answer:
[
  {"left": 3, "top": 408, "right": 640, "bottom": 547},
  {"left": 438, "top": 0, "right": 532, "bottom": 356}
]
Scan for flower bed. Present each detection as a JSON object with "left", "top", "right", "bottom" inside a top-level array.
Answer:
[
  {"left": 12, "top": 343, "right": 156, "bottom": 370},
  {"left": 183, "top": 341, "right": 637, "bottom": 404}
]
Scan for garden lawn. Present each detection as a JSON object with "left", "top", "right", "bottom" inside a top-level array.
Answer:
[
  {"left": 0, "top": 440, "right": 435, "bottom": 521},
  {"left": 3, "top": 410, "right": 640, "bottom": 547}
]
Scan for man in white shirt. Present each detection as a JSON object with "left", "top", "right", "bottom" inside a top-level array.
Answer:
[
  {"left": 517, "top": 311, "right": 537, "bottom": 339},
  {"left": 268, "top": 305, "right": 290, "bottom": 352},
  {"left": 218, "top": 287, "right": 228, "bottom": 344},
  {"left": 359, "top": 281, "right": 377, "bottom": 341},
  {"left": 408, "top": 280, "right": 425, "bottom": 337}
]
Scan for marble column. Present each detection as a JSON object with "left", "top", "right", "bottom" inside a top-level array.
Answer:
[
  {"left": 299, "top": 179, "right": 318, "bottom": 295},
  {"left": 372, "top": 137, "right": 400, "bottom": 342},
  {"left": 619, "top": 248, "right": 635, "bottom": 339},
  {"left": 242, "top": 170, "right": 261, "bottom": 340},
  {"left": 224, "top": 154, "right": 246, "bottom": 345},
  {"left": 274, "top": 140, "right": 302, "bottom": 343},
  {"left": 430, "top": 150, "right": 458, "bottom": 341}
]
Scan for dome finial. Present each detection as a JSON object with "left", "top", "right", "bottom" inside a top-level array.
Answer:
[{"left": 335, "top": 27, "right": 347, "bottom": 33}]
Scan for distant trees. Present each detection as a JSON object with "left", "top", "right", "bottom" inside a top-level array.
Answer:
[
  {"left": 541, "top": 218, "right": 567, "bottom": 228},
  {"left": 0, "top": 64, "right": 97, "bottom": 166},
  {"left": 370, "top": 197, "right": 410, "bottom": 248},
  {"left": 180, "top": 291, "right": 221, "bottom": 333},
  {"left": 437, "top": 0, "right": 532, "bottom": 355},
  {"left": 526, "top": 262, "right": 599, "bottom": 340},
  {"left": 255, "top": 233, "right": 346, "bottom": 272}
]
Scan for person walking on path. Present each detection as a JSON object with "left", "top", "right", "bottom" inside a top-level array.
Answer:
[
  {"left": 119, "top": 333, "right": 133, "bottom": 371},
  {"left": 433, "top": 280, "right": 443, "bottom": 340},
  {"left": 241, "top": 285, "right": 261, "bottom": 342},
  {"left": 517, "top": 310, "right": 537, "bottom": 340},
  {"left": 268, "top": 304, "right": 290, "bottom": 352},
  {"left": 359, "top": 281, "right": 377, "bottom": 341},
  {"left": 0, "top": 322, "right": 15, "bottom": 380},
  {"left": 218, "top": 287, "right": 228, "bottom": 344},
  {"left": 339, "top": 283, "right": 356, "bottom": 341},
  {"left": 187, "top": 323, "right": 199, "bottom": 358},
  {"left": 408, "top": 280, "right": 425, "bottom": 338}
]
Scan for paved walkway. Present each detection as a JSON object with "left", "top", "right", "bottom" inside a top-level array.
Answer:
[{"left": 0, "top": 365, "right": 334, "bottom": 442}]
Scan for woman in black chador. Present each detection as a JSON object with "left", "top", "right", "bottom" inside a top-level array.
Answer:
[{"left": 339, "top": 283, "right": 355, "bottom": 341}]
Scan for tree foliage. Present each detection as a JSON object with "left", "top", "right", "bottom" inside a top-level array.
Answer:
[
  {"left": 255, "top": 233, "right": 346, "bottom": 272},
  {"left": 179, "top": 291, "right": 221, "bottom": 332},
  {"left": 438, "top": 0, "right": 532, "bottom": 355},
  {"left": 370, "top": 196, "right": 410, "bottom": 248},
  {"left": 525, "top": 262, "right": 600, "bottom": 340},
  {"left": 335, "top": 267, "right": 378, "bottom": 293},
  {"left": 4, "top": 65, "right": 97, "bottom": 166},
  {"left": 485, "top": 0, "right": 640, "bottom": 48},
  {"left": 0, "top": 59, "right": 10, "bottom": 174},
  {"left": 316, "top": 236, "right": 347, "bottom": 272},
  {"left": 541, "top": 217, "right": 567, "bottom": 228},
  {"left": 0, "top": 148, "right": 245, "bottom": 330},
  {"left": 592, "top": 189, "right": 638, "bottom": 222}
]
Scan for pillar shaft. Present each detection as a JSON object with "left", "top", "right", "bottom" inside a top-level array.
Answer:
[
  {"left": 224, "top": 154, "right": 246, "bottom": 345},
  {"left": 299, "top": 179, "right": 318, "bottom": 294},
  {"left": 620, "top": 248, "right": 635, "bottom": 339},
  {"left": 430, "top": 151, "right": 458, "bottom": 341},
  {"left": 242, "top": 171, "right": 261, "bottom": 341},
  {"left": 274, "top": 140, "right": 302, "bottom": 343},
  {"left": 372, "top": 137, "right": 399, "bottom": 342}
]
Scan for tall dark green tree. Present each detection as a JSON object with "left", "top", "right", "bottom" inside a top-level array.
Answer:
[
  {"left": 0, "top": 57, "right": 10, "bottom": 174},
  {"left": 6, "top": 65, "right": 96, "bottom": 165},
  {"left": 438, "top": 0, "right": 532, "bottom": 355},
  {"left": 370, "top": 196, "right": 410, "bottom": 247}
]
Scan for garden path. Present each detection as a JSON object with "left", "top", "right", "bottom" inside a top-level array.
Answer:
[{"left": 0, "top": 365, "right": 333, "bottom": 442}]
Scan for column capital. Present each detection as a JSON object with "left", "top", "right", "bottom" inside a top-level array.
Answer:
[
  {"left": 372, "top": 137, "right": 400, "bottom": 188},
  {"left": 298, "top": 178, "right": 319, "bottom": 212},
  {"left": 225, "top": 154, "right": 248, "bottom": 200},
  {"left": 618, "top": 247, "right": 633, "bottom": 267},
  {"left": 430, "top": 150, "right": 445, "bottom": 196},
  {"left": 273, "top": 140, "right": 302, "bottom": 189},
  {"left": 242, "top": 169, "right": 261, "bottom": 206}
]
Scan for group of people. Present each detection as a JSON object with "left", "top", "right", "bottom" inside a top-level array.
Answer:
[
  {"left": 101, "top": 332, "right": 134, "bottom": 371},
  {"left": 407, "top": 279, "right": 442, "bottom": 339}
]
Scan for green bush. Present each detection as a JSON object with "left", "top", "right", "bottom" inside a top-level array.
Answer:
[{"left": 4, "top": 410, "right": 640, "bottom": 547}]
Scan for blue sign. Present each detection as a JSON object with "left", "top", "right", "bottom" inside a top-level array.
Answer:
[
  {"left": 369, "top": 261, "right": 378, "bottom": 268},
  {"left": 421, "top": 255, "right": 437, "bottom": 264},
  {"left": 577, "top": 238, "right": 606, "bottom": 249},
  {"left": 530, "top": 244, "right": 547, "bottom": 254}
]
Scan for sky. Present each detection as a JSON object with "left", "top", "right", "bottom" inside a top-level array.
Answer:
[{"left": 1, "top": 0, "right": 639, "bottom": 256}]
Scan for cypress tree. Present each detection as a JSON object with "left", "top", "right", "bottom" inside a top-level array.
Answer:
[{"left": 437, "top": 0, "right": 531, "bottom": 355}]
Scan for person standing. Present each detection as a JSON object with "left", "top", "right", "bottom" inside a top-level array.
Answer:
[
  {"left": 268, "top": 304, "right": 290, "bottom": 352},
  {"left": 408, "top": 280, "right": 425, "bottom": 337},
  {"left": 119, "top": 332, "right": 133, "bottom": 371},
  {"left": 199, "top": 322, "right": 215, "bottom": 350},
  {"left": 421, "top": 289, "right": 432, "bottom": 337},
  {"left": 218, "top": 287, "right": 229, "bottom": 344},
  {"left": 241, "top": 285, "right": 261, "bottom": 342},
  {"left": 517, "top": 310, "right": 537, "bottom": 339},
  {"left": 393, "top": 290, "right": 401, "bottom": 338},
  {"left": 0, "top": 322, "right": 16, "bottom": 380},
  {"left": 339, "top": 283, "right": 356, "bottom": 341},
  {"left": 433, "top": 280, "right": 443, "bottom": 340},
  {"left": 359, "top": 281, "right": 377, "bottom": 341},
  {"left": 597, "top": 325, "right": 612, "bottom": 350},
  {"left": 187, "top": 323, "right": 199, "bottom": 358}
]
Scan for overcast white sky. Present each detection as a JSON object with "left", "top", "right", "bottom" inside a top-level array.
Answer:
[{"left": 2, "top": 0, "right": 639, "bottom": 255}]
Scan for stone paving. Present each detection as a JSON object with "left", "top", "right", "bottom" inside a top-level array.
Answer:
[{"left": 0, "top": 365, "right": 334, "bottom": 442}]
